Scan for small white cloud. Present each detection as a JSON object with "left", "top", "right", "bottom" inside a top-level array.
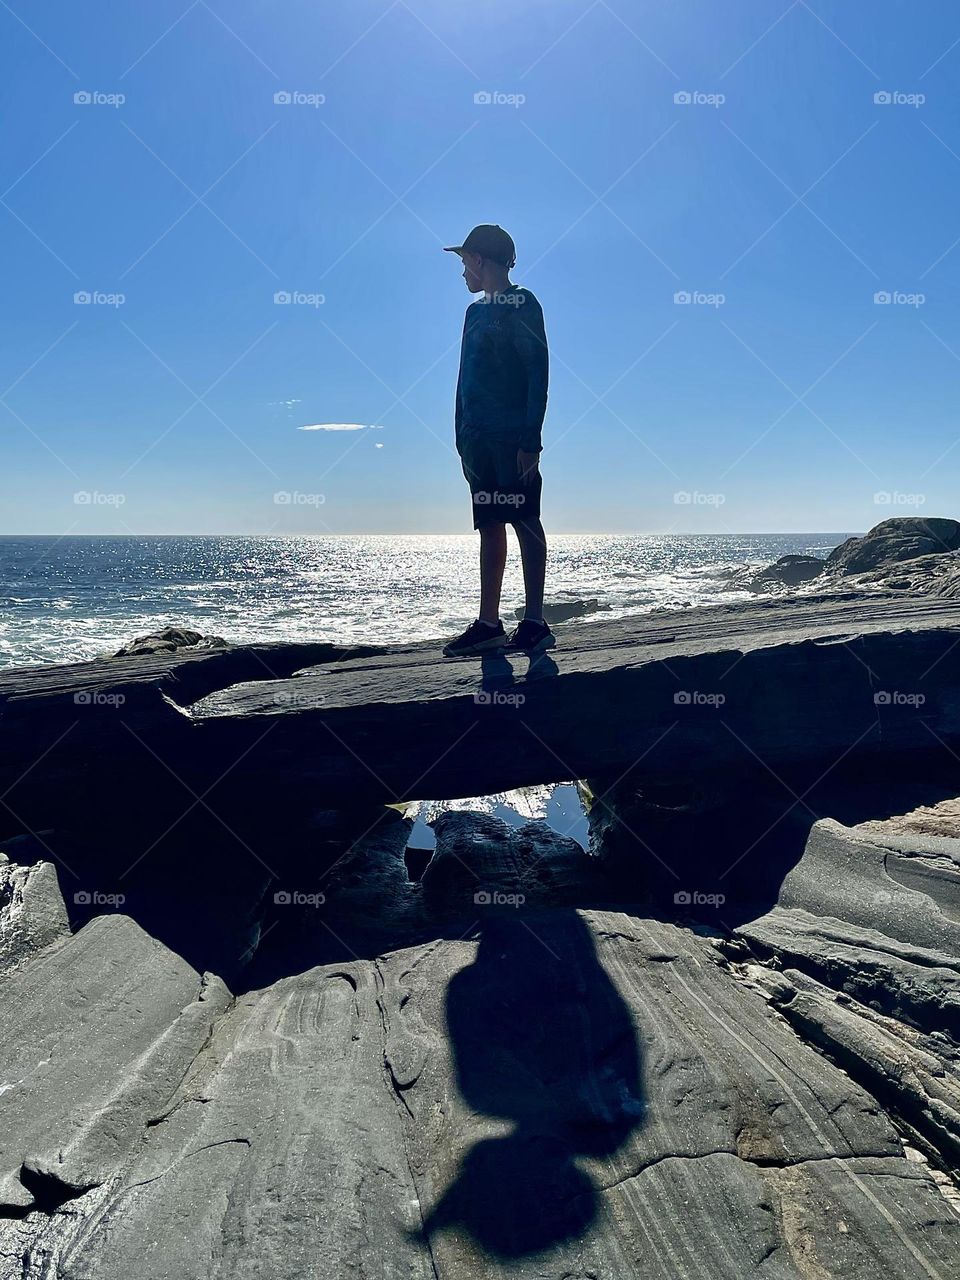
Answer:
[
  {"left": 298, "top": 422, "right": 382, "bottom": 432},
  {"left": 375, "top": 442, "right": 384, "bottom": 449}
]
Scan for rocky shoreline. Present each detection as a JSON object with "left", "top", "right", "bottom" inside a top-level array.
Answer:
[
  {"left": 1, "top": 521, "right": 960, "bottom": 1277},
  {"left": 731, "top": 516, "right": 960, "bottom": 597}
]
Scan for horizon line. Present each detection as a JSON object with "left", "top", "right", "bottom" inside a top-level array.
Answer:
[{"left": 0, "top": 530, "right": 861, "bottom": 539}]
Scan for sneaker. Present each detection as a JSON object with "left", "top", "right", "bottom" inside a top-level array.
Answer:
[
  {"left": 442, "top": 619, "right": 506, "bottom": 657},
  {"left": 504, "top": 619, "right": 556, "bottom": 654}
]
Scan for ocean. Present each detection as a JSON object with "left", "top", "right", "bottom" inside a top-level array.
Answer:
[{"left": 0, "top": 533, "right": 850, "bottom": 670}]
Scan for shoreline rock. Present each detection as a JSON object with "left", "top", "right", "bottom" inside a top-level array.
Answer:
[{"left": 740, "top": 516, "right": 960, "bottom": 597}]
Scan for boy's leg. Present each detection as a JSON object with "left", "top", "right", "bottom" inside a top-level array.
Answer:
[
  {"left": 479, "top": 523, "right": 508, "bottom": 622},
  {"left": 513, "top": 517, "right": 547, "bottom": 620}
]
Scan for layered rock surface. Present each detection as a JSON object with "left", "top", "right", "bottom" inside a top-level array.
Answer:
[
  {"left": 1, "top": 601, "right": 959, "bottom": 1275},
  {"left": 0, "top": 804, "right": 958, "bottom": 1278}
]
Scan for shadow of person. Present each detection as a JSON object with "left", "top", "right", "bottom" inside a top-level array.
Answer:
[
  {"left": 478, "top": 652, "right": 517, "bottom": 690},
  {"left": 419, "top": 908, "right": 644, "bottom": 1259}
]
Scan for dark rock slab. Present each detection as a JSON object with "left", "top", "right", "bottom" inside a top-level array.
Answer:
[
  {"left": 0, "top": 637, "right": 386, "bottom": 837},
  {"left": 185, "top": 593, "right": 960, "bottom": 806},
  {"left": 4, "top": 593, "right": 960, "bottom": 820}
]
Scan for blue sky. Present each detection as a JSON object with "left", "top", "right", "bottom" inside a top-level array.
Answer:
[{"left": 2, "top": 1, "right": 959, "bottom": 534}]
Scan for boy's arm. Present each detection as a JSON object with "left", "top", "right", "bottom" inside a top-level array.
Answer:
[
  {"left": 455, "top": 315, "right": 466, "bottom": 441},
  {"left": 512, "top": 297, "right": 549, "bottom": 453}
]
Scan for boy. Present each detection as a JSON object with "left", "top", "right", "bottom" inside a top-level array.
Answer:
[{"left": 441, "top": 224, "right": 555, "bottom": 657}]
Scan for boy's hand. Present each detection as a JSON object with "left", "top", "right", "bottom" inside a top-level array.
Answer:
[{"left": 517, "top": 449, "right": 540, "bottom": 485}]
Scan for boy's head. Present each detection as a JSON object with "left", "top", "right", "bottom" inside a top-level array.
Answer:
[{"left": 444, "top": 224, "right": 516, "bottom": 293}]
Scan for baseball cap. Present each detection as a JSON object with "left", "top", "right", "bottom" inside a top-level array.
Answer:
[{"left": 443, "top": 224, "right": 516, "bottom": 267}]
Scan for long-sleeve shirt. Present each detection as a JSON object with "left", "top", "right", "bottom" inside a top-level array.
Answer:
[{"left": 455, "top": 285, "right": 549, "bottom": 454}]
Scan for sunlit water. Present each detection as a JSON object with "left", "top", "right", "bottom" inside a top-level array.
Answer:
[{"left": 0, "top": 533, "right": 851, "bottom": 669}]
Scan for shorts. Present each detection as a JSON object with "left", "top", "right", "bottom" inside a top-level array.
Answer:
[{"left": 458, "top": 434, "right": 542, "bottom": 530}]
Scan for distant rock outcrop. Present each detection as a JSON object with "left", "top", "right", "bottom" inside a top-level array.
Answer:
[
  {"left": 114, "top": 626, "right": 227, "bottom": 657},
  {"left": 740, "top": 517, "right": 960, "bottom": 596},
  {"left": 827, "top": 517, "right": 960, "bottom": 575}
]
